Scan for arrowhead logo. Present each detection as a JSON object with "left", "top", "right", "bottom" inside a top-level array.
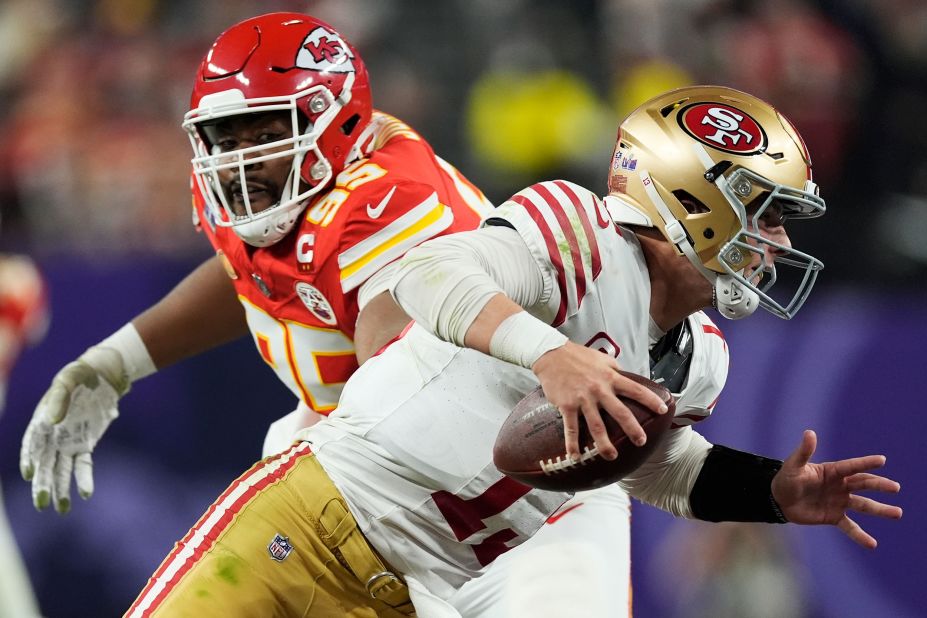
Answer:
[{"left": 295, "top": 27, "right": 355, "bottom": 74}]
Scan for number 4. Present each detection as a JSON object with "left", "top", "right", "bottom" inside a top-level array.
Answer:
[{"left": 431, "top": 477, "right": 532, "bottom": 567}]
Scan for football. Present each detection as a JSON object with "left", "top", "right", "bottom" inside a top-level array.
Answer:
[{"left": 493, "top": 371, "right": 675, "bottom": 492}]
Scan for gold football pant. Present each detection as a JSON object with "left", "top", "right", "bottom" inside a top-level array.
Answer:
[{"left": 126, "top": 442, "right": 414, "bottom": 617}]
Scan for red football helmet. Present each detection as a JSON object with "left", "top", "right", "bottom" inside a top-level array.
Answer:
[{"left": 183, "top": 13, "right": 373, "bottom": 246}]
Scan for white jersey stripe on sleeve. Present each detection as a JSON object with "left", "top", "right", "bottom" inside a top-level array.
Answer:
[
  {"left": 517, "top": 180, "right": 605, "bottom": 325},
  {"left": 553, "top": 180, "right": 603, "bottom": 280},
  {"left": 509, "top": 191, "right": 572, "bottom": 325},
  {"left": 533, "top": 182, "right": 587, "bottom": 311},
  {"left": 338, "top": 192, "right": 454, "bottom": 293}
]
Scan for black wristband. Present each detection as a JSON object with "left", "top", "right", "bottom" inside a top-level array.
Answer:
[{"left": 689, "top": 444, "right": 789, "bottom": 523}]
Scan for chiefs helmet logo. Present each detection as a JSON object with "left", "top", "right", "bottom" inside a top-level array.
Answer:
[
  {"left": 678, "top": 103, "right": 767, "bottom": 155},
  {"left": 296, "top": 27, "right": 354, "bottom": 74}
]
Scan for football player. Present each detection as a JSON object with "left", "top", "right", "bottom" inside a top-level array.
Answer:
[
  {"left": 19, "top": 12, "right": 490, "bottom": 516},
  {"left": 0, "top": 255, "right": 49, "bottom": 618},
  {"left": 447, "top": 309, "right": 729, "bottom": 617},
  {"left": 126, "top": 86, "right": 902, "bottom": 617}
]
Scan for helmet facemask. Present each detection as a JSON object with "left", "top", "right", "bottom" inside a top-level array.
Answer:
[
  {"left": 184, "top": 13, "right": 373, "bottom": 248},
  {"left": 714, "top": 167, "right": 825, "bottom": 319},
  {"left": 184, "top": 81, "right": 353, "bottom": 247}
]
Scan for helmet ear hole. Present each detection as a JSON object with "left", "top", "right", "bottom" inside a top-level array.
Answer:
[
  {"left": 672, "top": 190, "right": 711, "bottom": 215},
  {"left": 341, "top": 113, "right": 361, "bottom": 136}
]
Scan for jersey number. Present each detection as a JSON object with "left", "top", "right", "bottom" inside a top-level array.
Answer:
[
  {"left": 241, "top": 298, "right": 356, "bottom": 412},
  {"left": 306, "top": 161, "right": 387, "bottom": 226},
  {"left": 431, "top": 477, "right": 532, "bottom": 567}
]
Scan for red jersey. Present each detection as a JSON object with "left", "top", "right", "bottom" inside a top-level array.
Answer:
[
  {"left": 193, "top": 113, "right": 491, "bottom": 412},
  {"left": 0, "top": 255, "right": 49, "bottom": 408}
]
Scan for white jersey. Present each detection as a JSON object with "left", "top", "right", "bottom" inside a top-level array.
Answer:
[
  {"left": 671, "top": 310, "right": 729, "bottom": 426},
  {"left": 304, "top": 180, "right": 654, "bottom": 599},
  {"left": 447, "top": 310, "right": 731, "bottom": 617}
]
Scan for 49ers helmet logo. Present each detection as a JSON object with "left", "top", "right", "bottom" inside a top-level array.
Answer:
[
  {"left": 295, "top": 27, "right": 355, "bottom": 74},
  {"left": 678, "top": 103, "right": 767, "bottom": 155}
]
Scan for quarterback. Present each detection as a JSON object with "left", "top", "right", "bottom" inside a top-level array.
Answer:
[
  {"left": 19, "top": 12, "right": 489, "bottom": 516},
  {"left": 126, "top": 87, "right": 901, "bottom": 617}
]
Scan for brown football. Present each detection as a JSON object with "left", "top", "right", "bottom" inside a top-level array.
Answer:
[{"left": 493, "top": 371, "right": 675, "bottom": 491}]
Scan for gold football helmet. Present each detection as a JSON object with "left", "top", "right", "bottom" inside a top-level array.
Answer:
[{"left": 603, "top": 85, "right": 825, "bottom": 319}]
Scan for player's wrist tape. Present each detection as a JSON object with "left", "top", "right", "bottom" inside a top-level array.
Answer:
[
  {"left": 689, "top": 444, "right": 788, "bottom": 523},
  {"left": 489, "top": 311, "right": 568, "bottom": 369},
  {"left": 96, "top": 323, "right": 157, "bottom": 386}
]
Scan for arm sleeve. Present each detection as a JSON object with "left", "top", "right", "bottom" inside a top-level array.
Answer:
[
  {"left": 390, "top": 225, "right": 554, "bottom": 346},
  {"left": 357, "top": 259, "right": 404, "bottom": 311},
  {"left": 617, "top": 426, "right": 713, "bottom": 519}
]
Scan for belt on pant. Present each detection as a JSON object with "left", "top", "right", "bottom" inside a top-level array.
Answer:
[{"left": 314, "top": 470, "right": 414, "bottom": 613}]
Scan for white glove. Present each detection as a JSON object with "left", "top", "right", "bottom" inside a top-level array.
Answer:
[{"left": 20, "top": 324, "right": 155, "bottom": 514}]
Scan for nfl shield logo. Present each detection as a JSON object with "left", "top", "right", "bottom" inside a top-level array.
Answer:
[{"left": 268, "top": 534, "right": 293, "bottom": 562}]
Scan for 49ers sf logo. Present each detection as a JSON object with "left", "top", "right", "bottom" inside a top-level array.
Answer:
[{"left": 678, "top": 103, "right": 767, "bottom": 155}]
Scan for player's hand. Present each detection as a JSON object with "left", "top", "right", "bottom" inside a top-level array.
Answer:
[
  {"left": 771, "top": 430, "right": 903, "bottom": 549},
  {"left": 532, "top": 341, "right": 668, "bottom": 462},
  {"left": 20, "top": 346, "right": 130, "bottom": 514}
]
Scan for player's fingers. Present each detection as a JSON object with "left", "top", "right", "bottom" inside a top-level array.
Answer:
[
  {"left": 845, "top": 473, "right": 900, "bottom": 494},
  {"left": 847, "top": 494, "right": 903, "bottom": 520},
  {"left": 559, "top": 406, "right": 582, "bottom": 462},
  {"left": 74, "top": 453, "right": 95, "bottom": 500},
  {"left": 786, "top": 429, "right": 817, "bottom": 468},
  {"left": 31, "top": 450, "right": 55, "bottom": 511},
  {"left": 43, "top": 381, "right": 76, "bottom": 424},
  {"left": 837, "top": 514, "right": 877, "bottom": 549},
  {"left": 832, "top": 455, "right": 886, "bottom": 478},
  {"left": 612, "top": 374, "right": 668, "bottom": 416},
  {"left": 53, "top": 454, "right": 74, "bottom": 514},
  {"left": 598, "top": 395, "right": 646, "bottom": 448},
  {"left": 581, "top": 401, "right": 617, "bottom": 460},
  {"left": 19, "top": 422, "right": 40, "bottom": 481}
]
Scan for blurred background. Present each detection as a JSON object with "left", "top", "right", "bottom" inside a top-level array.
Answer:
[{"left": 0, "top": 0, "right": 922, "bottom": 616}]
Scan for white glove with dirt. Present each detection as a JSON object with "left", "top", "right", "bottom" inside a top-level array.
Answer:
[{"left": 20, "top": 324, "right": 155, "bottom": 513}]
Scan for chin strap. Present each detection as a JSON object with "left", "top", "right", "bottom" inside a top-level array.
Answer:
[
  {"left": 637, "top": 170, "right": 758, "bottom": 321},
  {"left": 713, "top": 274, "right": 759, "bottom": 320}
]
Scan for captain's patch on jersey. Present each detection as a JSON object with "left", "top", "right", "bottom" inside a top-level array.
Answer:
[
  {"left": 678, "top": 103, "right": 767, "bottom": 155},
  {"left": 295, "top": 27, "right": 355, "bottom": 73},
  {"left": 295, "top": 281, "right": 337, "bottom": 325},
  {"left": 268, "top": 534, "right": 294, "bottom": 562}
]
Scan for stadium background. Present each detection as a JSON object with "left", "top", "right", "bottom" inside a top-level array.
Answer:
[{"left": 0, "top": 0, "right": 923, "bottom": 616}]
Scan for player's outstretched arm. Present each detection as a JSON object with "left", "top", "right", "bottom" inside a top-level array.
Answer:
[
  {"left": 21, "top": 256, "right": 247, "bottom": 514},
  {"left": 771, "top": 430, "right": 903, "bottom": 549}
]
